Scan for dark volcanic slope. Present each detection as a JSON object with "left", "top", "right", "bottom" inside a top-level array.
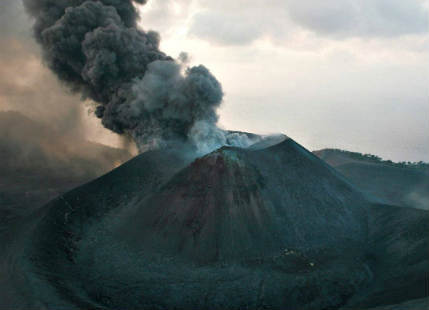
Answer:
[
  {"left": 343, "top": 204, "right": 429, "bottom": 309},
  {"left": 130, "top": 140, "right": 368, "bottom": 263},
  {"left": 314, "top": 149, "right": 429, "bottom": 210},
  {"left": 4, "top": 137, "right": 429, "bottom": 310}
]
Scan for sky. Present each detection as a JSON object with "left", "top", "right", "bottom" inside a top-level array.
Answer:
[
  {"left": 1, "top": 0, "right": 428, "bottom": 162},
  {"left": 138, "top": 0, "right": 429, "bottom": 162}
]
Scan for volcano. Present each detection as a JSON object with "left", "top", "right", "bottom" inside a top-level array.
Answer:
[{"left": 3, "top": 136, "right": 428, "bottom": 310}]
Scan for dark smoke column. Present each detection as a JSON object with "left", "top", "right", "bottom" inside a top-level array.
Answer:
[{"left": 23, "top": 0, "right": 224, "bottom": 151}]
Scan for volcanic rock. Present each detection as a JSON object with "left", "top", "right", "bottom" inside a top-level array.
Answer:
[{"left": 3, "top": 136, "right": 428, "bottom": 310}]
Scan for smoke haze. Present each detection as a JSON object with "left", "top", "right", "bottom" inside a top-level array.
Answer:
[
  {"left": 21, "top": 0, "right": 259, "bottom": 153},
  {"left": 0, "top": 0, "right": 84, "bottom": 137},
  {"left": 0, "top": 0, "right": 135, "bottom": 219}
]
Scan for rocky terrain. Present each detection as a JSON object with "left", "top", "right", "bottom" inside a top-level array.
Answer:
[{"left": 1, "top": 136, "right": 427, "bottom": 309}]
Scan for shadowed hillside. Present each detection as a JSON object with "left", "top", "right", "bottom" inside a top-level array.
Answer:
[{"left": 314, "top": 149, "right": 429, "bottom": 210}]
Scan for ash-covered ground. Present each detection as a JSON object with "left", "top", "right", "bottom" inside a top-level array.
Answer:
[{"left": 1, "top": 135, "right": 427, "bottom": 310}]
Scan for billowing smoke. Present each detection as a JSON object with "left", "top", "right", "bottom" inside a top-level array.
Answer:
[{"left": 23, "top": 0, "right": 255, "bottom": 153}]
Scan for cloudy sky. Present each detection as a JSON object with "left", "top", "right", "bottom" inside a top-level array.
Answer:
[
  {"left": 1, "top": 0, "right": 428, "bottom": 161},
  {"left": 139, "top": 0, "right": 429, "bottom": 162}
]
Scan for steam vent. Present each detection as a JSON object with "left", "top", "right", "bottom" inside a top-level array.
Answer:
[{"left": 6, "top": 136, "right": 429, "bottom": 309}]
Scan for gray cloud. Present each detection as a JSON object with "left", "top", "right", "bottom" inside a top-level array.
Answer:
[
  {"left": 189, "top": 11, "right": 264, "bottom": 46},
  {"left": 188, "top": 2, "right": 291, "bottom": 46},
  {"left": 287, "top": 0, "right": 429, "bottom": 38},
  {"left": 187, "top": 0, "right": 428, "bottom": 46},
  {"left": 138, "top": 0, "right": 192, "bottom": 34}
]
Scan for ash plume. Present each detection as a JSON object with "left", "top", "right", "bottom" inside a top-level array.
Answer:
[{"left": 23, "top": 0, "right": 252, "bottom": 152}]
